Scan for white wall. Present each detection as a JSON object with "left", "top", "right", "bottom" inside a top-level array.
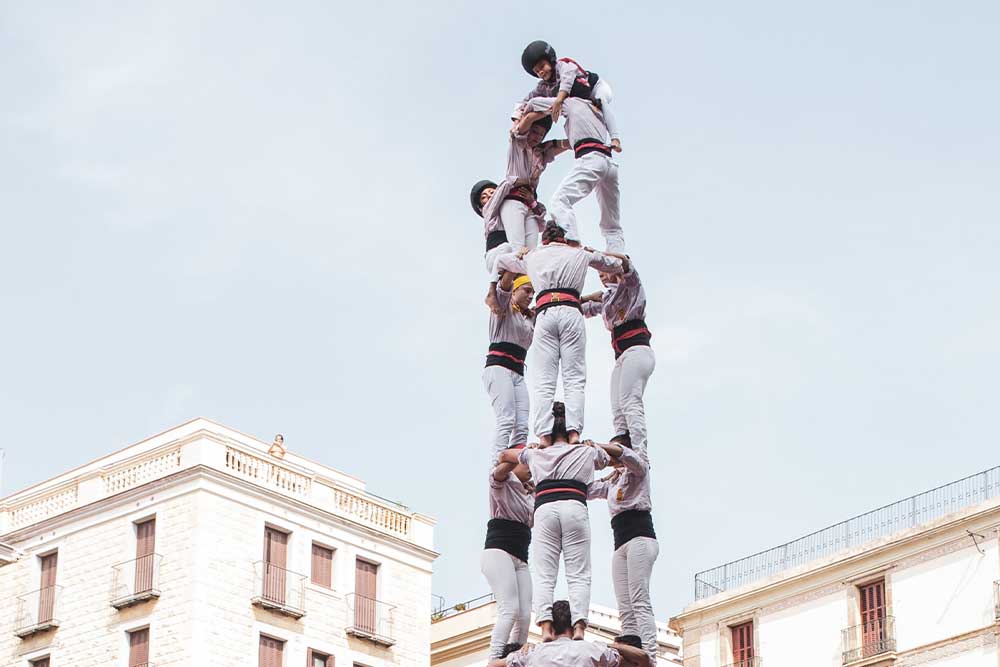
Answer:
[{"left": 759, "top": 590, "right": 848, "bottom": 667}]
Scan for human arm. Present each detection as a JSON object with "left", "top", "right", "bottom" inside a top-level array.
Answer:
[
  {"left": 538, "top": 138, "right": 571, "bottom": 165},
  {"left": 586, "top": 250, "right": 625, "bottom": 275},
  {"left": 616, "top": 445, "right": 649, "bottom": 478},
  {"left": 588, "top": 478, "right": 610, "bottom": 500},
  {"left": 585, "top": 439, "right": 624, "bottom": 460},
  {"left": 581, "top": 300, "right": 603, "bottom": 318},
  {"left": 497, "top": 448, "right": 523, "bottom": 466},
  {"left": 496, "top": 252, "right": 527, "bottom": 276},
  {"left": 492, "top": 461, "right": 516, "bottom": 482},
  {"left": 609, "top": 644, "right": 652, "bottom": 667}
]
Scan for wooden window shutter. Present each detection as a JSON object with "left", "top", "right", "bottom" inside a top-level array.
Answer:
[
  {"left": 259, "top": 635, "right": 284, "bottom": 667},
  {"left": 354, "top": 559, "right": 378, "bottom": 633},
  {"left": 859, "top": 579, "right": 887, "bottom": 656},
  {"left": 38, "top": 552, "right": 58, "bottom": 624},
  {"left": 311, "top": 544, "right": 333, "bottom": 588},
  {"left": 31, "top": 659, "right": 50, "bottom": 667},
  {"left": 263, "top": 528, "right": 289, "bottom": 605},
  {"left": 128, "top": 627, "right": 150, "bottom": 666},
  {"left": 731, "top": 621, "right": 754, "bottom": 664},
  {"left": 135, "top": 519, "right": 156, "bottom": 593},
  {"left": 307, "top": 649, "right": 335, "bottom": 667}
]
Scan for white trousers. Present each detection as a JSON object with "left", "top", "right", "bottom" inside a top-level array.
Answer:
[
  {"left": 531, "top": 307, "right": 587, "bottom": 436},
  {"left": 483, "top": 365, "right": 530, "bottom": 464},
  {"left": 531, "top": 500, "right": 591, "bottom": 626},
  {"left": 612, "top": 536, "right": 659, "bottom": 659},
  {"left": 484, "top": 200, "right": 541, "bottom": 279},
  {"left": 610, "top": 345, "right": 656, "bottom": 458},
  {"left": 592, "top": 79, "right": 619, "bottom": 141},
  {"left": 550, "top": 152, "right": 623, "bottom": 254},
  {"left": 481, "top": 548, "right": 532, "bottom": 658}
]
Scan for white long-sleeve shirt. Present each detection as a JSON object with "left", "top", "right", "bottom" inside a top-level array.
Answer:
[
  {"left": 522, "top": 60, "right": 593, "bottom": 101},
  {"left": 518, "top": 443, "right": 610, "bottom": 486},
  {"left": 489, "top": 285, "right": 534, "bottom": 350},
  {"left": 524, "top": 96, "right": 609, "bottom": 148},
  {"left": 489, "top": 471, "right": 534, "bottom": 526},
  {"left": 497, "top": 243, "right": 623, "bottom": 295},
  {"left": 581, "top": 264, "right": 647, "bottom": 330},
  {"left": 506, "top": 637, "right": 622, "bottom": 667},
  {"left": 587, "top": 446, "right": 651, "bottom": 517}
]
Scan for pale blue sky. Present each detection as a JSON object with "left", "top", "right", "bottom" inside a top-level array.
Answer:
[{"left": 2, "top": 1, "right": 998, "bottom": 617}]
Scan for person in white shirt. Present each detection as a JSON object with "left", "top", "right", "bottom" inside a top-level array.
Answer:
[
  {"left": 488, "top": 600, "right": 651, "bottom": 667},
  {"left": 497, "top": 222, "right": 626, "bottom": 444}
]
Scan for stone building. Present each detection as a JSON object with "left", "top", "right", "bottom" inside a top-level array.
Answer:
[
  {"left": 0, "top": 418, "right": 437, "bottom": 667},
  {"left": 430, "top": 593, "right": 683, "bottom": 666},
  {"left": 671, "top": 466, "right": 1000, "bottom": 667}
]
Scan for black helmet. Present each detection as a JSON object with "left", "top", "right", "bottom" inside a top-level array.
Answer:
[
  {"left": 521, "top": 40, "right": 556, "bottom": 77},
  {"left": 470, "top": 179, "right": 497, "bottom": 217}
]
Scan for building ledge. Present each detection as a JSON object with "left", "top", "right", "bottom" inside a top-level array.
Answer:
[
  {"left": 0, "top": 541, "right": 20, "bottom": 565},
  {"left": 111, "top": 589, "right": 160, "bottom": 610},
  {"left": 347, "top": 627, "right": 396, "bottom": 647},
  {"left": 251, "top": 596, "right": 305, "bottom": 619},
  {"left": 15, "top": 620, "right": 59, "bottom": 639},
  {"left": 845, "top": 652, "right": 896, "bottom": 667}
]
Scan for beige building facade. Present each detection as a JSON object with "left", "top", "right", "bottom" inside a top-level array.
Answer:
[
  {"left": 430, "top": 594, "right": 682, "bottom": 666},
  {"left": 0, "top": 418, "right": 437, "bottom": 667},
  {"left": 671, "top": 466, "right": 1000, "bottom": 667}
]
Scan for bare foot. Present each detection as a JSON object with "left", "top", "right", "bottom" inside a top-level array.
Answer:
[
  {"left": 573, "top": 621, "right": 587, "bottom": 640},
  {"left": 611, "top": 138, "right": 622, "bottom": 153},
  {"left": 539, "top": 621, "right": 555, "bottom": 642},
  {"left": 538, "top": 434, "right": 552, "bottom": 447},
  {"left": 568, "top": 430, "right": 581, "bottom": 444}
]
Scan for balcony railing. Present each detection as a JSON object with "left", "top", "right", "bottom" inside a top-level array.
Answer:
[
  {"left": 842, "top": 616, "right": 896, "bottom": 664},
  {"left": 431, "top": 592, "right": 495, "bottom": 621},
  {"left": 14, "top": 585, "right": 63, "bottom": 638},
  {"left": 251, "top": 561, "right": 307, "bottom": 619},
  {"left": 347, "top": 593, "right": 395, "bottom": 646},
  {"left": 111, "top": 554, "right": 163, "bottom": 609},
  {"left": 994, "top": 580, "right": 1000, "bottom": 621},
  {"left": 723, "top": 659, "right": 762, "bottom": 667},
  {"left": 695, "top": 466, "right": 1000, "bottom": 599}
]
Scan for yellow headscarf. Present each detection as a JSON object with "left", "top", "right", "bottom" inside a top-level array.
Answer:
[{"left": 512, "top": 274, "right": 532, "bottom": 292}]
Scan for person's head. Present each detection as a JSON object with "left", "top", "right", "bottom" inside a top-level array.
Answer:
[
  {"left": 550, "top": 401, "right": 569, "bottom": 443},
  {"left": 274, "top": 434, "right": 284, "bottom": 444},
  {"left": 526, "top": 116, "right": 553, "bottom": 147},
  {"left": 511, "top": 274, "right": 534, "bottom": 311},
  {"left": 541, "top": 220, "right": 567, "bottom": 245},
  {"left": 551, "top": 600, "right": 573, "bottom": 636},
  {"left": 521, "top": 40, "right": 557, "bottom": 81},
  {"left": 599, "top": 271, "right": 621, "bottom": 288},
  {"left": 614, "top": 635, "right": 642, "bottom": 650},
  {"left": 470, "top": 179, "right": 498, "bottom": 217},
  {"left": 500, "top": 643, "right": 524, "bottom": 658},
  {"left": 610, "top": 431, "right": 632, "bottom": 449}
]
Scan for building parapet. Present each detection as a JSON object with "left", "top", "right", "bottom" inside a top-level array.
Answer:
[{"left": 0, "top": 419, "right": 432, "bottom": 550}]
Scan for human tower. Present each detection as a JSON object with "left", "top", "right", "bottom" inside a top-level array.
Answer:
[{"left": 472, "top": 41, "right": 658, "bottom": 667}]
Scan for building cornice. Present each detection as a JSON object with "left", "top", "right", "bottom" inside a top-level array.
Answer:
[
  {"left": 0, "top": 464, "right": 439, "bottom": 564},
  {"left": 673, "top": 502, "right": 1000, "bottom": 626}
]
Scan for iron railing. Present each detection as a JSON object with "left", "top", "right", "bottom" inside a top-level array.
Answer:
[
  {"left": 111, "top": 554, "right": 163, "bottom": 608},
  {"left": 14, "top": 585, "right": 63, "bottom": 637},
  {"left": 251, "top": 561, "right": 307, "bottom": 618},
  {"left": 431, "top": 592, "right": 495, "bottom": 621},
  {"left": 842, "top": 616, "right": 896, "bottom": 664},
  {"left": 994, "top": 580, "right": 1000, "bottom": 621},
  {"left": 695, "top": 465, "right": 1000, "bottom": 599},
  {"left": 723, "top": 659, "right": 762, "bottom": 667},
  {"left": 347, "top": 593, "right": 395, "bottom": 646}
]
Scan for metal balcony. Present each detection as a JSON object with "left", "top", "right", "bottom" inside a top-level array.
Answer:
[
  {"left": 251, "top": 561, "right": 307, "bottom": 618},
  {"left": 994, "top": 580, "right": 1000, "bottom": 621},
  {"left": 723, "top": 659, "right": 762, "bottom": 667},
  {"left": 842, "top": 616, "right": 896, "bottom": 665},
  {"left": 14, "top": 585, "right": 63, "bottom": 638},
  {"left": 111, "top": 554, "right": 163, "bottom": 609},
  {"left": 346, "top": 593, "right": 395, "bottom": 646}
]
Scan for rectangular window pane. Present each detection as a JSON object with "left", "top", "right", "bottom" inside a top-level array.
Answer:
[{"left": 30, "top": 659, "right": 50, "bottom": 667}]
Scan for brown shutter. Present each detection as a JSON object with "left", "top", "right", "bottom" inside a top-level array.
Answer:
[
  {"left": 354, "top": 559, "right": 378, "bottom": 633},
  {"left": 129, "top": 627, "right": 150, "bottom": 666},
  {"left": 38, "top": 552, "right": 58, "bottom": 623},
  {"left": 311, "top": 544, "right": 333, "bottom": 588},
  {"left": 259, "top": 635, "right": 284, "bottom": 667},
  {"left": 731, "top": 621, "right": 753, "bottom": 665},
  {"left": 263, "top": 528, "right": 288, "bottom": 605},
  {"left": 860, "top": 579, "right": 886, "bottom": 656},
  {"left": 31, "top": 659, "right": 50, "bottom": 667},
  {"left": 135, "top": 519, "right": 156, "bottom": 594},
  {"left": 307, "top": 649, "right": 334, "bottom": 667}
]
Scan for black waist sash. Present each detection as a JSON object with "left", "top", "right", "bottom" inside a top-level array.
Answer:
[
  {"left": 573, "top": 137, "right": 612, "bottom": 159},
  {"left": 611, "top": 509, "right": 656, "bottom": 550},
  {"left": 484, "top": 518, "right": 531, "bottom": 563},
  {"left": 534, "top": 478, "right": 588, "bottom": 510},
  {"left": 612, "top": 319, "right": 652, "bottom": 359},
  {"left": 486, "top": 229, "right": 509, "bottom": 252},
  {"left": 534, "top": 288, "right": 582, "bottom": 314},
  {"left": 485, "top": 342, "right": 527, "bottom": 376}
]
